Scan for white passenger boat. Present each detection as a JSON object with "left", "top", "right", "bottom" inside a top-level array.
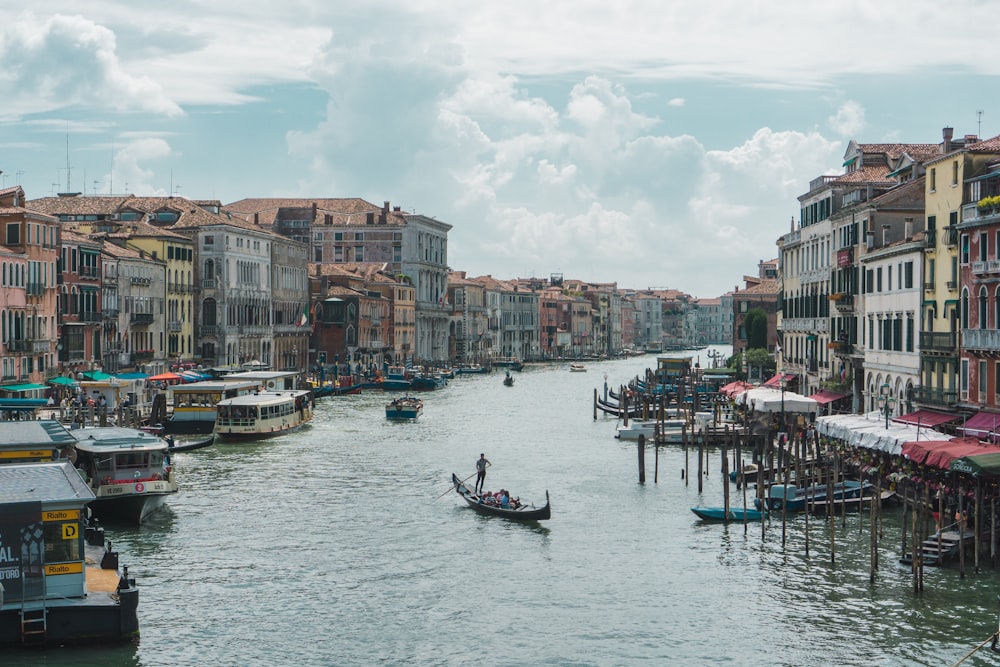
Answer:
[
  {"left": 72, "top": 427, "right": 179, "bottom": 524},
  {"left": 214, "top": 389, "right": 314, "bottom": 442},
  {"left": 165, "top": 379, "right": 261, "bottom": 434},
  {"left": 569, "top": 363, "right": 587, "bottom": 372},
  {"left": 615, "top": 418, "right": 691, "bottom": 442}
]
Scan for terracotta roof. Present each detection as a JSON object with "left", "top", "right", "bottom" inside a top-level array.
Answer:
[
  {"left": 968, "top": 134, "right": 1000, "bottom": 153},
  {"left": 834, "top": 165, "right": 896, "bottom": 185},
  {"left": 858, "top": 143, "right": 938, "bottom": 160},
  {"left": 224, "top": 198, "right": 397, "bottom": 227},
  {"left": 737, "top": 279, "right": 780, "bottom": 295}
]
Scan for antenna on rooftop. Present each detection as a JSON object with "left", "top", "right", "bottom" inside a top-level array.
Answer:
[
  {"left": 978, "top": 110, "right": 984, "bottom": 138},
  {"left": 65, "top": 122, "right": 71, "bottom": 193}
]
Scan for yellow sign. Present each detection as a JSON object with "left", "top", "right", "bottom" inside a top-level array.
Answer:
[
  {"left": 44, "top": 509, "right": 81, "bottom": 522},
  {"left": 0, "top": 449, "right": 53, "bottom": 460},
  {"left": 45, "top": 562, "right": 83, "bottom": 576},
  {"left": 62, "top": 523, "right": 79, "bottom": 540}
]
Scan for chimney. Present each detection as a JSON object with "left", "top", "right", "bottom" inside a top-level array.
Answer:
[
  {"left": 312, "top": 202, "right": 318, "bottom": 220},
  {"left": 904, "top": 217, "right": 913, "bottom": 240},
  {"left": 383, "top": 200, "right": 390, "bottom": 212},
  {"left": 943, "top": 127, "right": 954, "bottom": 153},
  {"left": 366, "top": 212, "right": 374, "bottom": 225},
  {"left": 254, "top": 212, "right": 259, "bottom": 225},
  {"left": 882, "top": 224, "right": 891, "bottom": 246}
]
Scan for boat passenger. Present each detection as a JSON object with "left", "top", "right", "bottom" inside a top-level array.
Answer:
[{"left": 500, "top": 491, "right": 510, "bottom": 509}]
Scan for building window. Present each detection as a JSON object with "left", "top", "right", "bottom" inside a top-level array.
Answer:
[
  {"left": 953, "top": 160, "right": 959, "bottom": 186},
  {"left": 930, "top": 167, "right": 936, "bottom": 192},
  {"left": 961, "top": 234, "right": 970, "bottom": 264},
  {"left": 961, "top": 358, "right": 969, "bottom": 398},
  {"left": 904, "top": 261, "right": 913, "bottom": 289}
]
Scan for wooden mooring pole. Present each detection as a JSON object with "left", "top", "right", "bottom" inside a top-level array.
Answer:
[{"left": 637, "top": 434, "right": 646, "bottom": 484}]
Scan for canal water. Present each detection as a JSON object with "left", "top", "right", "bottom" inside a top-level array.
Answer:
[{"left": 8, "top": 347, "right": 1000, "bottom": 666}]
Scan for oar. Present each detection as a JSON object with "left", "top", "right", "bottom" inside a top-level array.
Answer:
[{"left": 435, "top": 472, "right": 476, "bottom": 501}]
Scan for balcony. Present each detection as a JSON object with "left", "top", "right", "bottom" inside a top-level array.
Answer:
[
  {"left": 911, "top": 386, "right": 958, "bottom": 408},
  {"left": 79, "top": 311, "right": 102, "bottom": 323},
  {"left": 79, "top": 266, "right": 99, "bottom": 279},
  {"left": 32, "top": 340, "right": 50, "bottom": 353},
  {"left": 6, "top": 339, "right": 30, "bottom": 352},
  {"left": 130, "top": 313, "right": 154, "bottom": 325},
  {"left": 963, "top": 328, "right": 1000, "bottom": 352},
  {"left": 201, "top": 278, "right": 217, "bottom": 289},
  {"left": 920, "top": 331, "right": 957, "bottom": 354},
  {"left": 944, "top": 226, "right": 958, "bottom": 246},
  {"left": 828, "top": 341, "right": 852, "bottom": 355},
  {"left": 132, "top": 350, "right": 154, "bottom": 363},
  {"left": 130, "top": 276, "right": 152, "bottom": 285},
  {"left": 26, "top": 282, "right": 43, "bottom": 296},
  {"left": 830, "top": 293, "right": 854, "bottom": 312},
  {"left": 924, "top": 229, "right": 936, "bottom": 247},
  {"left": 972, "top": 259, "right": 1000, "bottom": 275},
  {"left": 104, "top": 308, "right": 120, "bottom": 318},
  {"left": 200, "top": 325, "right": 220, "bottom": 338}
]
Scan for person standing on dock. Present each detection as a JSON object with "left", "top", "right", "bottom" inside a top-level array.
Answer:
[{"left": 475, "top": 453, "right": 491, "bottom": 494}]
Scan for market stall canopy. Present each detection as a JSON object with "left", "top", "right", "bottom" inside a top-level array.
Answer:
[
  {"left": 951, "top": 452, "right": 1000, "bottom": 476},
  {"left": 737, "top": 387, "right": 817, "bottom": 414},
  {"left": 807, "top": 389, "right": 849, "bottom": 405},
  {"left": 763, "top": 373, "right": 796, "bottom": 389},
  {"left": 0, "top": 383, "right": 48, "bottom": 393},
  {"left": 147, "top": 372, "right": 182, "bottom": 382},
  {"left": 892, "top": 409, "right": 960, "bottom": 428},
  {"left": 719, "top": 381, "right": 754, "bottom": 398},
  {"left": 900, "top": 438, "right": 1000, "bottom": 469},
  {"left": 114, "top": 372, "right": 148, "bottom": 380},
  {"left": 956, "top": 411, "right": 1000, "bottom": 441},
  {"left": 81, "top": 371, "right": 113, "bottom": 381},
  {"left": 817, "top": 411, "right": 947, "bottom": 456},
  {"left": 47, "top": 376, "right": 79, "bottom": 387}
]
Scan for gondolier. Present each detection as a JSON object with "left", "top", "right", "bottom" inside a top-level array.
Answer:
[{"left": 475, "top": 453, "right": 491, "bottom": 493}]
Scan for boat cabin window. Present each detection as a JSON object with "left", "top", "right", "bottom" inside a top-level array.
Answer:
[{"left": 115, "top": 452, "right": 148, "bottom": 470}]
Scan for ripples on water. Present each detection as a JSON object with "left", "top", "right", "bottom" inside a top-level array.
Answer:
[{"left": 8, "top": 349, "right": 1000, "bottom": 666}]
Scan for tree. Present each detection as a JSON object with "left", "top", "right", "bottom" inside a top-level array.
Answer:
[{"left": 744, "top": 307, "right": 768, "bottom": 350}]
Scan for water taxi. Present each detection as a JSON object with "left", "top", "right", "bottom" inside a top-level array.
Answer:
[
  {"left": 71, "top": 427, "right": 179, "bottom": 524},
  {"left": 165, "top": 379, "right": 261, "bottom": 434},
  {"left": 385, "top": 396, "right": 423, "bottom": 420},
  {"left": 214, "top": 389, "right": 314, "bottom": 442},
  {"left": 569, "top": 363, "right": 587, "bottom": 372}
]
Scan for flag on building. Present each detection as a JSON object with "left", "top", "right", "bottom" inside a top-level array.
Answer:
[{"left": 299, "top": 303, "right": 309, "bottom": 327}]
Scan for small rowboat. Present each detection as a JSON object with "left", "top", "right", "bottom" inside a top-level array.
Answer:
[
  {"left": 691, "top": 506, "right": 767, "bottom": 522},
  {"left": 451, "top": 473, "right": 550, "bottom": 521},
  {"left": 386, "top": 396, "right": 423, "bottom": 420}
]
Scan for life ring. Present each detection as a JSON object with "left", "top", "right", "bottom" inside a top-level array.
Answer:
[{"left": 135, "top": 482, "right": 145, "bottom": 493}]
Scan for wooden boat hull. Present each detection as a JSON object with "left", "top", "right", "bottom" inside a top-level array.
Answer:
[
  {"left": 166, "top": 435, "right": 214, "bottom": 452},
  {"left": 691, "top": 507, "right": 766, "bottom": 522},
  {"left": 503, "top": 377, "right": 514, "bottom": 386},
  {"left": 451, "top": 473, "right": 550, "bottom": 521}
]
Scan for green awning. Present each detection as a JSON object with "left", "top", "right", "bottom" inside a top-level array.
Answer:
[
  {"left": 951, "top": 452, "right": 1000, "bottom": 477},
  {"left": 843, "top": 156, "right": 857, "bottom": 167},
  {"left": 81, "top": 371, "right": 113, "bottom": 381},
  {"left": 48, "top": 376, "right": 79, "bottom": 386},
  {"left": 0, "top": 383, "right": 48, "bottom": 392}
]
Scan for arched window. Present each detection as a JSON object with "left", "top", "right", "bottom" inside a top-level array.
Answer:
[
  {"left": 962, "top": 288, "right": 970, "bottom": 329},
  {"left": 980, "top": 286, "right": 988, "bottom": 330}
]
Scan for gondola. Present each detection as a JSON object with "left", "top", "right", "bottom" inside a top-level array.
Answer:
[
  {"left": 451, "top": 473, "right": 550, "bottom": 521},
  {"left": 503, "top": 375, "right": 515, "bottom": 387},
  {"left": 165, "top": 434, "right": 215, "bottom": 452}
]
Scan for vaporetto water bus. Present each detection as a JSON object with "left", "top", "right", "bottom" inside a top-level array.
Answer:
[
  {"left": 214, "top": 389, "right": 314, "bottom": 442},
  {"left": 164, "top": 379, "right": 261, "bottom": 434}
]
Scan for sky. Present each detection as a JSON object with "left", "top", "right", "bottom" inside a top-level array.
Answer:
[{"left": 0, "top": 2, "right": 997, "bottom": 298}]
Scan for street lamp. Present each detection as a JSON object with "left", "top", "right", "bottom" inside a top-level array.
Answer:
[{"left": 877, "top": 383, "right": 896, "bottom": 429}]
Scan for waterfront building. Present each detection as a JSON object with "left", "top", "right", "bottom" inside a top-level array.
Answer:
[
  {"left": 174, "top": 211, "right": 277, "bottom": 368},
  {"left": 228, "top": 198, "right": 452, "bottom": 363},
  {"left": 97, "top": 242, "right": 167, "bottom": 375},
  {"left": 632, "top": 291, "right": 664, "bottom": 351},
  {"left": 270, "top": 234, "right": 310, "bottom": 372},
  {"left": 732, "top": 275, "right": 779, "bottom": 358},
  {"left": 859, "top": 230, "right": 924, "bottom": 414},
  {"left": 447, "top": 270, "right": 490, "bottom": 363},
  {"left": 0, "top": 186, "right": 60, "bottom": 389},
  {"left": 952, "top": 136, "right": 1000, "bottom": 412},
  {"left": 918, "top": 131, "right": 998, "bottom": 412},
  {"left": 57, "top": 229, "right": 103, "bottom": 376}
]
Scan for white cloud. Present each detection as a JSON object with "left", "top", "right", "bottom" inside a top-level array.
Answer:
[
  {"left": 111, "top": 137, "right": 173, "bottom": 195},
  {"left": 667, "top": 98, "right": 685, "bottom": 107},
  {"left": 828, "top": 101, "right": 866, "bottom": 136},
  {"left": 0, "top": 12, "right": 182, "bottom": 119}
]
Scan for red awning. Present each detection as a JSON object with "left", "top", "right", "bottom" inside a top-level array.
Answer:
[
  {"left": 719, "top": 381, "right": 754, "bottom": 398},
  {"left": 892, "top": 409, "right": 960, "bottom": 428},
  {"left": 807, "top": 389, "right": 849, "bottom": 405},
  {"left": 901, "top": 440, "right": 954, "bottom": 464},
  {"left": 957, "top": 411, "right": 1000, "bottom": 441},
  {"left": 763, "top": 373, "right": 796, "bottom": 389}
]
